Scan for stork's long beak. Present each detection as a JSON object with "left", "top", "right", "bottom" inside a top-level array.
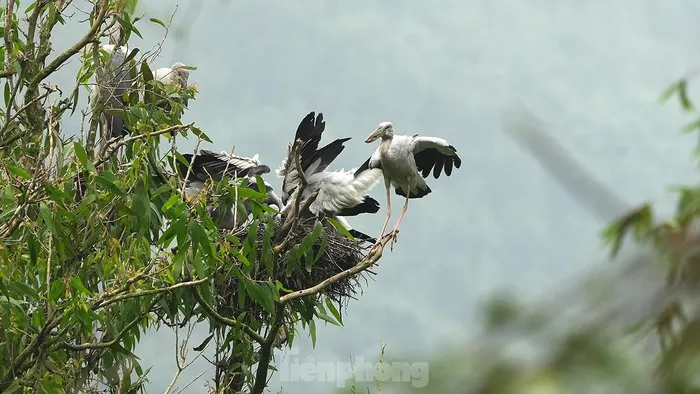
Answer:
[{"left": 365, "top": 127, "right": 383, "bottom": 143}]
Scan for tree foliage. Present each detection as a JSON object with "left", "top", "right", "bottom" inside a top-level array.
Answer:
[{"left": 0, "top": 1, "right": 390, "bottom": 393}]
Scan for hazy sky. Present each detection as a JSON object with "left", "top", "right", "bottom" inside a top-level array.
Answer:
[{"left": 50, "top": 1, "right": 700, "bottom": 392}]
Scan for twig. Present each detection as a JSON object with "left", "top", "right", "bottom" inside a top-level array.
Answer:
[
  {"left": 273, "top": 192, "right": 318, "bottom": 254},
  {"left": 27, "top": 0, "right": 109, "bottom": 88},
  {"left": 172, "top": 371, "right": 207, "bottom": 394},
  {"left": 94, "top": 122, "right": 194, "bottom": 168},
  {"left": 273, "top": 140, "right": 311, "bottom": 252},
  {"left": 0, "top": 86, "right": 56, "bottom": 147},
  {"left": 92, "top": 276, "right": 211, "bottom": 311},
  {"left": 58, "top": 296, "right": 163, "bottom": 351},
  {"left": 179, "top": 137, "right": 202, "bottom": 199}
]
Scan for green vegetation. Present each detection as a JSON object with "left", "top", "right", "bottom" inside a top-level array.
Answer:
[{"left": 0, "top": 1, "right": 389, "bottom": 392}]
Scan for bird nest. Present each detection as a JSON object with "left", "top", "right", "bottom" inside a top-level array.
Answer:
[{"left": 214, "top": 215, "right": 375, "bottom": 320}]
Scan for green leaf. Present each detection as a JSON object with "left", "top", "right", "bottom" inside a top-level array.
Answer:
[
  {"left": 162, "top": 194, "right": 180, "bottom": 213},
  {"left": 190, "top": 126, "right": 213, "bottom": 143},
  {"left": 44, "top": 182, "right": 71, "bottom": 203},
  {"left": 39, "top": 202, "right": 57, "bottom": 236},
  {"left": 600, "top": 204, "right": 653, "bottom": 258},
  {"left": 7, "top": 281, "right": 39, "bottom": 300},
  {"left": 316, "top": 311, "right": 341, "bottom": 326},
  {"left": 6, "top": 164, "right": 30, "bottom": 180},
  {"left": 325, "top": 296, "right": 343, "bottom": 325},
  {"left": 309, "top": 319, "right": 317, "bottom": 348},
  {"left": 326, "top": 217, "right": 353, "bottom": 239},
  {"left": 171, "top": 241, "right": 189, "bottom": 280},
  {"left": 27, "top": 232, "right": 38, "bottom": 266},
  {"left": 73, "top": 142, "right": 96, "bottom": 173},
  {"left": 683, "top": 118, "right": 700, "bottom": 134},
  {"left": 191, "top": 250, "right": 206, "bottom": 279},
  {"left": 189, "top": 221, "right": 214, "bottom": 258},
  {"left": 93, "top": 175, "right": 124, "bottom": 196},
  {"left": 124, "top": 48, "right": 140, "bottom": 64},
  {"left": 0, "top": 205, "right": 16, "bottom": 222},
  {"left": 227, "top": 247, "right": 251, "bottom": 267},
  {"left": 235, "top": 186, "right": 267, "bottom": 200},
  {"left": 2, "top": 378, "right": 21, "bottom": 394},
  {"left": 4, "top": 81, "right": 10, "bottom": 105},
  {"left": 70, "top": 277, "right": 91, "bottom": 295},
  {"left": 659, "top": 79, "right": 685, "bottom": 103},
  {"left": 140, "top": 60, "right": 154, "bottom": 83},
  {"left": 296, "top": 222, "right": 323, "bottom": 260},
  {"left": 49, "top": 280, "right": 64, "bottom": 302},
  {"left": 114, "top": 201, "right": 138, "bottom": 217},
  {"left": 193, "top": 333, "right": 214, "bottom": 352},
  {"left": 678, "top": 79, "right": 694, "bottom": 111},
  {"left": 244, "top": 281, "right": 275, "bottom": 313},
  {"left": 149, "top": 17, "right": 166, "bottom": 28},
  {"left": 312, "top": 229, "right": 328, "bottom": 266}
]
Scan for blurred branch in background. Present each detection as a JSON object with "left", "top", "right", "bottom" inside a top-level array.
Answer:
[
  {"left": 336, "top": 244, "right": 700, "bottom": 394},
  {"left": 501, "top": 106, "right": 633, "bottom": 223}
]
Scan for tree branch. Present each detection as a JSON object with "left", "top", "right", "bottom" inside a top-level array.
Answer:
[
  {"left": 4, "top": 0, "right": 14, "bottom": 70},
  {"left": 92, "top": 276, "right": 211, "bottom": 311},
  {"left": 0, "top": 85, "right": 56, "bottom": 147},
  {"left": 27, "top": 0, "right": 109, "bottom": 89},
  {"left": 191, "top": 285, "right": 266, "bottom": 344},
  {"left": 251, "top": 303, "right": 285, "bottom": 394},
  {"left": 279, "top": 231, "right": 395, "bottom": 304},
  {"left": 273, "top": 191, "right": 318, "bottom": 254},
  {"left": 58, "top": 296, "right": 163, "bottom": 351},
  {"left": 94, "top": 122, "right": 194, "bottom": 168}
]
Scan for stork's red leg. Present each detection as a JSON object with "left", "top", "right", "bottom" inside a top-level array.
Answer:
[
  {"left": 375, "top": 176, "right": 392, "bottom": 248},
  {"left": 389, "top": 193, "right": 409, "bottom": 251}
]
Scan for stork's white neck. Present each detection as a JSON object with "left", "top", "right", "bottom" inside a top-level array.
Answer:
[{"left": 379, "top": 137, "right": 392, "bottom": 155}]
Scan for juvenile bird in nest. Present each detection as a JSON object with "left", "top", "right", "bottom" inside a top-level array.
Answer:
[{"left": 178, "top": 149, "right": 284, "bottom": 230}]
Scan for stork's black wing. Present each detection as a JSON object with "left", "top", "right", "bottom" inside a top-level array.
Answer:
[{"left": 412, "top": 136, "right": 462, "bottom": 179}]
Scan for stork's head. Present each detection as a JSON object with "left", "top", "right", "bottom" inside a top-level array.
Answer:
[
  {"left": 171, "top": 62, "right": 191, "bottom": 88},
  {"left": 365, "top": 121, "right": 394, "bottom": 143}
]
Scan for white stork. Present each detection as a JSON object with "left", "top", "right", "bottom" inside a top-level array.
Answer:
[
  {"left": 277, "top": 112, "right": 383, "bottom": 243},
  {"left": 179, "top": 149, "right": 284, "bottom": 229},
  {"left": 154, "top": 62, "right": 191, "bottom": 90},
  {"left": 153, "top": 62, "right": 192, "bottom": 126},
  {"left": 363, "top": 121, "right": 462, "bottom": 248},
  {"left": 90, "top": 43, "right": 132, "bottom": 139}
]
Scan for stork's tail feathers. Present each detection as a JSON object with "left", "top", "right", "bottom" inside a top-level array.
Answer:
[
  {"left": 336, "top": 196, "right": 380, "bottom": 217},
  {"left": 249, "top": 164, "right": 271, "bottom": 176},
  {"left": 395, "top": 185, "right": 431, "bottom": 199},
  {"left": 348, "top": 229, "right": 376, "bottom": 244}
]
